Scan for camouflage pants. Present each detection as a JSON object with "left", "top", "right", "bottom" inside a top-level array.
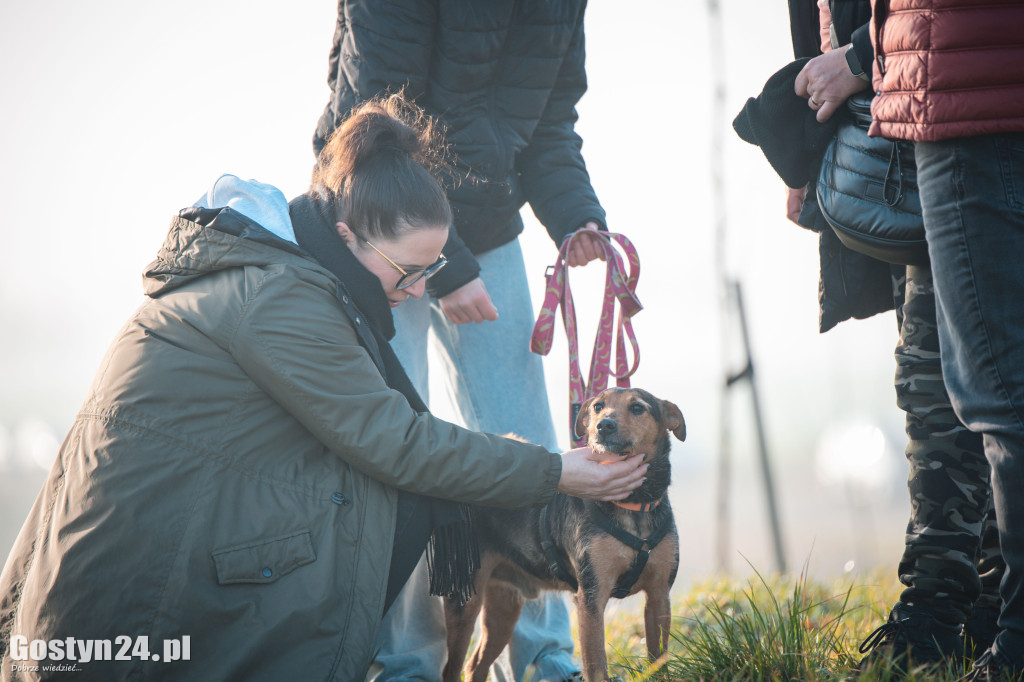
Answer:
[{"left": 894, "top": 264, "right": 1004, "bottom": 626}]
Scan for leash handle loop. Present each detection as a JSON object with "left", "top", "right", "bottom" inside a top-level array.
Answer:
[{"left": 530, "top": 230, "right": 642, "bottom": 446}]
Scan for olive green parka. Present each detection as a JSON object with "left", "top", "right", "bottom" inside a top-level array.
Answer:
[{"left": 0, "top": 205, "right": 560, "bottom": 681}]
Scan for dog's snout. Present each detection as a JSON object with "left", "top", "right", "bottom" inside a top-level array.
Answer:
[{"left": 596, "top": 419, "right": 617, "bottom": 436}]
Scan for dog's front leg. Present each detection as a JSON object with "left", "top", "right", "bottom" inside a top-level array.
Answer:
[
  {"left": 643, "top": 584, "right": 672, "bottom": 660},
  {"left": 575, "top": 586, "right": 611, "bottom": 682}
]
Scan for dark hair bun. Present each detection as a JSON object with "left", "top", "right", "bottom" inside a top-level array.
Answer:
[
  {"left": 311, "top": 93, "right": 453, "bottom": 241},
  {"left": 359, "top": 112, "right": 419, "bottom": 158}
]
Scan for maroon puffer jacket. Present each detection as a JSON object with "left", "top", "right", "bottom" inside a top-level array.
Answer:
[{"left": 868, "top": 0, "right": 1024, "bottom": 142}]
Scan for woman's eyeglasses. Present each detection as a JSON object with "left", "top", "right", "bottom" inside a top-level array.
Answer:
[{"left": 363, "top": 239, "right": 447, "bottom": 290}]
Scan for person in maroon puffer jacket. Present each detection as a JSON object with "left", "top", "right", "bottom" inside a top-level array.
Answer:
[
  {"left": 871, "top": 1, "right": 1024, "bottom": 679},
  {"left": 784, "top": 0, "right": 1004, "bottom": 675}
]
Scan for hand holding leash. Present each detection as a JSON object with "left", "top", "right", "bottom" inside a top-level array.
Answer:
[
  {"left": 557, "top": 447, "right": 648, "bottom": 501},
  {"left": 565, "top": 222, "right": 607, "bottom": 266},
  {"left": 532, "top": 229, "right": 642, "bottom": 446}
]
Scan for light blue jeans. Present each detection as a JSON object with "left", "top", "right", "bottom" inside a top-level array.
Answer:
[{"left": 369, "top": 237, "right": 578, "bottom": 682}]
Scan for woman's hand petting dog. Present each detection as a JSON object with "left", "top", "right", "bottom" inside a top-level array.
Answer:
[{"left": 558, "top": 447, "right": 648, "bottom": 501}]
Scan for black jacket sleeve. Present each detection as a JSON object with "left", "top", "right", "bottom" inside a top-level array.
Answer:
[
  {"left": 789, "top": 0, "right": 824, "bottom": 58},
  {"left": 850, "top": 21, "right": 873, "bottom": 71},
  {"left": 425, "top": 229, "right": 481, "bottom": 298},
  {"left": 515, "top": 7, "right": 606, "bottom": 247}
]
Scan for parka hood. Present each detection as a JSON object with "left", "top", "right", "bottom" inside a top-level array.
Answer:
[{"left": 143, "top": 202, "right": 312, "bottom": 299}]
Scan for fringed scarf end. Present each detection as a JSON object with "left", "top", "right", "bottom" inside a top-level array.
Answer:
[{"left": 426, "top": 503, "right": 480, "bottom": 606}]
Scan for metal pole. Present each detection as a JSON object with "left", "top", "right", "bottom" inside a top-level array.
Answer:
[
  {"left": 728, "top": 281, "right": 787, "bottom": 574},
  {"left": 707, "top": 0, "right": 787, "bottom": 576},
  {"left": 716, "top": 376, "right": 733, "bottom": 572},
  {"left": 707, "top": 0, "right": 733, "bottom": 574}
]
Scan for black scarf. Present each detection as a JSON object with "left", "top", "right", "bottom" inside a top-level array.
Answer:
[{"left": 288, "top": 193, "right": 479, "bottom": 608}]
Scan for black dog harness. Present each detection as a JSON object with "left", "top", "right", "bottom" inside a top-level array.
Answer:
[{"left": 540, "top": 502, "right": 673, "bottom": 599}]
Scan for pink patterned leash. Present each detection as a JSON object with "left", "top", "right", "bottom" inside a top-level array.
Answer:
[{"left": 530, "top": 230, "right": 642, "bottom": 447}]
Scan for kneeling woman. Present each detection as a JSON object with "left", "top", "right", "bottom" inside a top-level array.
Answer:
[{"left": 0, "top": 96, "right": 647, "bottom": 681}]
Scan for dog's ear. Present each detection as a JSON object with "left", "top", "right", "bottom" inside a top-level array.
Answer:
[
  {"left": 574, "top": 397, "right": 596, "bottom": 439},
  {"left": 660, "top": 400, "right": 686, "bottom": 441}
]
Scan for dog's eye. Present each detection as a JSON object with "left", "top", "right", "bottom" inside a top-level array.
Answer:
[
  {"left": 630, "top": 403, "right": 645, "bottom": 415},
  {"left": 592, "top": 402, "right": 604, "bottom": 413}
]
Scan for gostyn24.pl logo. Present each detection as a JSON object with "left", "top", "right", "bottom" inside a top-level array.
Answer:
[{"left": 9, "top": 635, "right": 190, "bottom": 667}]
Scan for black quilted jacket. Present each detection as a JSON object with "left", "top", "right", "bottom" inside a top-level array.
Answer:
[
  {"left": 313, "top": 0, "right": 607, "bottom": 297},
  {"left": 786, "top": 0, "right": 898, "bottom": 332}
]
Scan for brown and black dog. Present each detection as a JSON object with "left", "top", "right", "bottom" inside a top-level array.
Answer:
[{"left": 444, "top": 387, "right": 685, "bottom": 682}]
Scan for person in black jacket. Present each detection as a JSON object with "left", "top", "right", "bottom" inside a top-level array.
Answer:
[
  {"left": 312, "top": 2, "right": 607, "bottom": 681},
  {"left": 783, "top": 0, "right": 1003, "bottom": 675}
]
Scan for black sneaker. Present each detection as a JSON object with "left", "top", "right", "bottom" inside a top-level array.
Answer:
[
  {"left": 855, "top": 602, "right": 963, "bottom": 676},
  {"left": 963, "top": 605, "right": 1001, "bottom": 658},
  {"left": 962, "top": 648, "right": 1024, "bottom": 681}
]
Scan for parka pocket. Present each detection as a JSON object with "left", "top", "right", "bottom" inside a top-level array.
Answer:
[{"left": 211, "top": 530, "right": 316, "bottom": 585}]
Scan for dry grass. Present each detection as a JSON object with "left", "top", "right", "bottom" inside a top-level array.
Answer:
[{"left": 562, "top": 566, "right": 979, "bottom": 681}]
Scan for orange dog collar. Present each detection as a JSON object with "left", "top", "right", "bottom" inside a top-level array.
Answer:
[{"left": 612, "top": 499, "right": 660, "bottom": 513}]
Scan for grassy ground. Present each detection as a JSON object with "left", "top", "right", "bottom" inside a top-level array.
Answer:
[{"left": 570, "top": 567, "right": 981, "bottom": 682}]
